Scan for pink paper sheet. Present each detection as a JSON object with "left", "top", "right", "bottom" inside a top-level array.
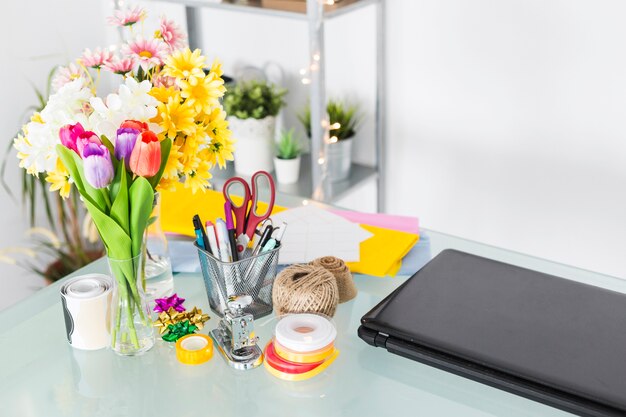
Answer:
[{"left": 330, "top": 210, "right": 419, "bottom": 234}]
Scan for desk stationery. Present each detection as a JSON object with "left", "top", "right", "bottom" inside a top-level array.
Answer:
[{"left": 1, "top": 199, "right": 624, "bottom": 417}]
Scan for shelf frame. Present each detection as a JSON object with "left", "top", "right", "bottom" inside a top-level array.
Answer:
[{"left": 162, "top": 0, "right": 386, "bottom": 211}]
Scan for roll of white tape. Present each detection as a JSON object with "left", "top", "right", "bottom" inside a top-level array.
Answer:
[
  {"left": 275, "top": 314, "right": 337, "bottom": 353},
  {"left": 61, "top": 274, "right": 113, "bottom": 350}
]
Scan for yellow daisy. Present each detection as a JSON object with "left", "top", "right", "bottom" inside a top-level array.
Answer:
[
  {"left": 163, "top": 48, "right": 206, "bottom": 81},
  {"left": 183, "top": 160, "right": 212, "bottom": 194},
  {"left": 156, "top": 177, "right": 179, "bottom": 193},
  {"left": 149, "top": 85, "right": 178, "bottom": 103},
  {"left": 46, "top": 159, "right": 72, "bottom": 198},
  {"left": 162, "top": 143, "right": 184, "bottom": 179},
  {"left": 208, "top": 134, "right": 235, "bottom": 169},
  {"left": 182, "top": 153, "right": 201, "bottom": 174},
  {"left": 209, "top": 58, "right": 223, "bottom": 78},
  {"left": 178, "top": 74, "right": 225, "bottom": 114},
  {"left": 157, "top": 95, "right": 196, "bottom": 138}
]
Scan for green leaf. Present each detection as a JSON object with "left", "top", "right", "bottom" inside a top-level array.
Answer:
[
  {"left": 28, "top": 175, "right": 36, "bottom": 226},
  {"left": 110, "top": 159, "right": 124, "bottom": 203},
  {"left": 148, "top": 138, "right": 172, "bottom": 189},
  {"left": 100, "top": 135, "right": 116, "bottom": 160},
  {"left": 82, "top": 196, "right": 132, "bottom": 260},
  {"left": 129, "top": 177, "right": 154, "bottom": 258},
  {"left": 110, "top": 162, "right": 130, "bottom": 235},
  {"left": 38, "top": 174, "right": 55, "bottom": 230}
]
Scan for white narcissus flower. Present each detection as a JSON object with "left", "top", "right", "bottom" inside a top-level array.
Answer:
[
  {"left": 41, "top": 79, "right": 93, "bottom": 125},
  {"left": 89, "top": 77, "right": 160, "bottom": 139},
  {"left": 14, "top": 122, "right": 61, "bottom": 175},
  {"left": 14, "top": 79, "right": 93, "bottom": 175}
]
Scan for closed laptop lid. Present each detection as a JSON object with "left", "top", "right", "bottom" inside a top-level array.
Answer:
[{"left": 362, "top": 249, "right": 626, "bottom": 411}]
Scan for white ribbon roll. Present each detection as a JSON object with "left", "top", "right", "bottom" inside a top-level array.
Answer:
[{"left": 275, "top": 314, "right": 337, "bottom": 353}]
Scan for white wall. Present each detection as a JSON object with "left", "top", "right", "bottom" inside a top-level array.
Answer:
[
  {"left": 0, "top": 0, "right": 107, "bottom": 309},
  {"left": 386, "top": 0, "right": 626, "bottom": 278}
]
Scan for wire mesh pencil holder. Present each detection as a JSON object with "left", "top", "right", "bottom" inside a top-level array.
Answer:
[{"left": 195, "top": 242, "right": 280, "bottom": 319}]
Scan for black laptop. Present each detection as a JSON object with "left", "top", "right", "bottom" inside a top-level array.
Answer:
[{"left": 358, "top": 249, "right": 626, "bottom": 416}]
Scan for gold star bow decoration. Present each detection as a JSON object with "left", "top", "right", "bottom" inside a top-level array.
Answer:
[{"left": 153, "top": 306, "right": 210, "bottom": 335}]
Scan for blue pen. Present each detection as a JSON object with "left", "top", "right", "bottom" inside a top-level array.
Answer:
[{"left": 193, "top": 215, "right": 212, "bottom": 254}]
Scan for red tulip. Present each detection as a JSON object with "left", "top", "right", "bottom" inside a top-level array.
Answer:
[
  {"left": 129, "top": 130, "right": 161, "bottom": 177},
  {"left": 120, "top": 120, "right": 149, "bottom": 132}
]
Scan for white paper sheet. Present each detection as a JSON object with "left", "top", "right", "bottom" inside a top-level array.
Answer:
[{"left": 270, "top": 205, "right": 373, "bottom": 264}]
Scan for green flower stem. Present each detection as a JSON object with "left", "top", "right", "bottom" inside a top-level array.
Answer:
[
  {"left": 111, "top": 298, "right": 122, "bottom": 348},
  {"left": 110, "top": 261, "right": 140, "bottom": 350},
  {"left": 102, "top": 190, "right": 112, "bottom": 211},
  {"left": 125, "top": 283, "right": 140, "bottom": 349}
]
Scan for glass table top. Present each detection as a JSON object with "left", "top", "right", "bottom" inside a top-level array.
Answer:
[{"left": 1, "top": 199, "right": 624, "bottom": 416}]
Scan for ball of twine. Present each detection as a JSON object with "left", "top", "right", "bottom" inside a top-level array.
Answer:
[
  {"left": 272, "top": 264, "right": 339, "bottom": 317},
  {"left": 310, "top": 256, "right": 357, "bottom": 303}
]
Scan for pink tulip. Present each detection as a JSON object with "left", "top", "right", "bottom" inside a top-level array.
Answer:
[
  {"left": 59, "top": 123, "right": 85, "bottom": 153},
  {"left": 129, "top": 130, "right": 161, "bottom": 177}
]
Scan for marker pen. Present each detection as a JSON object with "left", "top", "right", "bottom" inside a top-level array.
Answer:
[
  {"left": 224, "top": 201, "right": 239, "bottom": 262},
  {"left": 205, "top": 221, "right": 220, "bottom": 258},
  {"left": 216, "top": 218, "right": 232, "bottom": 262},
  {"left": 261, "top": 222, "right": 287, "bottom": 253}
]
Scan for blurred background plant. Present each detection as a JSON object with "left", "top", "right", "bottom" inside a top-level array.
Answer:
[
  {"left": 223, "top": 80, "right": 287, "bottom": 120},
  {"left": 275, "top": 128, "right": 302, "bottom": 160},
  {"left": 0, "top": 67, "right": 103, "bottom": 283},
  {"left": 298, "top": 99, "right": 359, "bottom": 141}
]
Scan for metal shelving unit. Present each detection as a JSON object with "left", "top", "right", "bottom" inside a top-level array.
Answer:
[{"left": 154, "top": 0, "right": 385, "bottom": 211}]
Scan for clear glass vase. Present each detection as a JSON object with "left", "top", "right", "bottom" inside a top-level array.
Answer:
[
  {"left": 144, "top": 192, "right": 174, "bottom": 300},
  {"left": 108, "top": 253, "right": 155, "bottom": 356}
]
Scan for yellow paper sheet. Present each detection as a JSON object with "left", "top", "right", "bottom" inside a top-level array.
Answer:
[
  {"left": 347, "top": 225, "right": 419, "bottom": 277},
  {"left": 161, "top": 184, "right": 419, "bottom": 277},
  {"left": 160, "top": 184, "right": 284, "bottom": 237}
]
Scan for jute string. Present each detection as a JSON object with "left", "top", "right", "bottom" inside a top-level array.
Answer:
[
  {"left": 310, "top": 256, "right": 357, "bottom": 303},
  {"left": 272, "top": 264, "right": 339, "bottom": 317}
]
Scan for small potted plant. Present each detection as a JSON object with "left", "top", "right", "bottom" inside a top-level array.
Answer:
[
  {"left": 224, "top": 80, "right": 287, "bottom": 175},
  {"left": 298, "top": 99, "right": 359, "bottom": 182},
  {"left": 274, "top": 129, "right": 302, "bottom": 184}
]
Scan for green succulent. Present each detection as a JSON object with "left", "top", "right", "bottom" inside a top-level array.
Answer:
[
  {"left": 275, "top": 129, "right": 302, "bottom": 160},
  {"left": 297, "top": 99, "right": 359, "bottom": 141},
  {"left": 223, "top": 80, "right": 287, "bottom": 120}
]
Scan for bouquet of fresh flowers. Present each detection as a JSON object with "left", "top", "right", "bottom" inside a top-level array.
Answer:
[{"left": 13, "top": 5, "right": 235, "bottom": 354}]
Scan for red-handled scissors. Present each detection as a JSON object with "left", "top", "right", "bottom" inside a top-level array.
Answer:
[{"left": 222, "top": 171, "right": 276, "bottom": 254}]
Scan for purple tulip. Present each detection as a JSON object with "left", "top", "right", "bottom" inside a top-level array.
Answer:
[
  {"left": 82, "top": 143, "right": 114, "bottom": 189},
  {"left": 114, "top": 127, "right": 139, "bottom": 168},
  {"left": 76, "top": 131, "right": 102, "bottom": 157}
]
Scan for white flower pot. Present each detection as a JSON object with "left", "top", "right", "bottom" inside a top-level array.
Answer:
[
  {"left": 229, "top": 116, "right": 276, "bottom": 176},
  {"left": 326, "top": 137, "right": 352, "bottom": 182},
  {"left": 274, "top": 156, "right": 301, "bottom": 184}
]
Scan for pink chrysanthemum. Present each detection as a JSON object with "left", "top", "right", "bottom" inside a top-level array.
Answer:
[
  {"left": 157, "top": 17, "right": 186, "bottom": 50},
  {"left": 107, "top": 6, "right": 146, "bottom": 27},
  {"left": 81, "top": 48, "right": 114, "bottom": 69},
  {"left": 104, "top": 57, "right": 136, "bottom": 75},
  {"left": 52, "top": 63, "right": 85, "bottom": 92},
  {"left": 121, "top": 38, "right": 167, "bottom": 71}
]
